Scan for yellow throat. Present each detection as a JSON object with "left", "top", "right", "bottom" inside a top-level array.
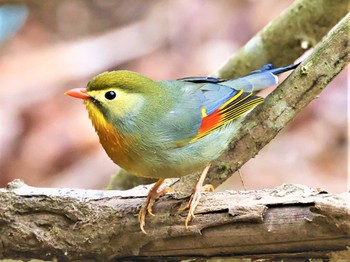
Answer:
[{"left": 85, "top": 100, "right": 136, "bottom": 171}]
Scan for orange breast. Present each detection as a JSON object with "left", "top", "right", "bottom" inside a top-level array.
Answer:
[{"left": 86, "top": 102, "right": 135, "bottom": 171}]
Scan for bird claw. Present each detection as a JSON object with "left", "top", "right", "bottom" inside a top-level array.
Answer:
[
  {"left": 138, "top": 210, "right": 147, "bottom": 234},
  {"left": 139, "top": 165, "right": 212, "bottom": 233},
  {"left": 182, "top": 183, "right": 214, "bottom": 229},
  {"left": 138, "top": 179, "right": 173, "bottom": 234},
  {"left": 179, "top": 164, "right": 213, "bottom": 229}
]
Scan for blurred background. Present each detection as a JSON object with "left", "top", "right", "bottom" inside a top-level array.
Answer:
[{"left": 0, "top": 0, "right": 347, "bottom": 192}]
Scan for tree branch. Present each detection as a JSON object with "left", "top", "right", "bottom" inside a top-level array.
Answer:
[{"left": 1, "top": 181, "right": 349, "bottom": 261}]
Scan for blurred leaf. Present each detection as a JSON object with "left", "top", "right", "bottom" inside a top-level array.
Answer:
[{"left": 0, "top": 4, "right": 27, "bottom": 43}]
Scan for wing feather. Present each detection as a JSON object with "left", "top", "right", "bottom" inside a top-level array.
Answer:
[
  {"left": 190, "top": 89, "right": 263, "bottom": 142},
  {"left": 176, "top": 63, "right": 299, "bottom": 144}
]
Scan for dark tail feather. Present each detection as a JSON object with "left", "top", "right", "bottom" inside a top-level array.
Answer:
[{"left": 268, "top": 62, "right": 301, "bottom": 75}]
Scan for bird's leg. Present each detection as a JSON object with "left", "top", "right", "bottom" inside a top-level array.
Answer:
[
  {"left": 180, "top": 164, "right": 214, "bottom": 229},
  {"left": 138, "top": 178, "right": 174, "bottom": 234}
]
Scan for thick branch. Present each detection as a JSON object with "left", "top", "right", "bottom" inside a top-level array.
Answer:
[{"left": 0, "top": 182, "right": 349, "bottom": 261}]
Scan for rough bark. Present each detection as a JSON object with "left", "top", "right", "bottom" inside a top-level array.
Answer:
[{"left": 0, "top": 182, "right": 349, "bottom": 261}]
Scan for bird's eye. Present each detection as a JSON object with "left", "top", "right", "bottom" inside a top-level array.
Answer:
[{"left": 105, "top": 91, "right": 116, "bottom": 100}]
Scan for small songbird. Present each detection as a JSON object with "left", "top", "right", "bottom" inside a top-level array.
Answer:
[{"left": 65, "top": 63, "right": 298, "bottom": 234}]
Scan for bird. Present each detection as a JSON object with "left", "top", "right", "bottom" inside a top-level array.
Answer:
[{"left": 65, "top": 63, "right": 298, "bottom": 234}]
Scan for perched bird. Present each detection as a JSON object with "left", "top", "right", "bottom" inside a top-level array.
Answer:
[{"left": 65, "top": 63, "right": 298, "bottom": 234}]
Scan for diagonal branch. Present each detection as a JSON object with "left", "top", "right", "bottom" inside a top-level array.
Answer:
[{"left": 171, "top": 9, "right": 350, "bottom": 195}]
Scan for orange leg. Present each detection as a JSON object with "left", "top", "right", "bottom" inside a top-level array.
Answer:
[
  {"left": 138, "top": 178, "right": 174, "bottom": 234},
  {"left": 181, "top": 164, "right": 214, "bottom": 229}
]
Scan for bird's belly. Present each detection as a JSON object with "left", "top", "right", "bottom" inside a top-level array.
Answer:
[
  {"left": 127, "top": 128, "right": 235, "bottom": 178},
  {"left": 99, "top": 123, "right": 237, "bottom": 179}
]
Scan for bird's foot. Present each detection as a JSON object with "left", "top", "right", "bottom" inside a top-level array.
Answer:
[
  {"left": 138, "top": 178, "right": 174, "bottom": 234},
  {"left": 179, "top": 164, "right": 214, "bottom": 229},
  {"left": 181, "top": 183, "right": 214, "bottom": 229}
]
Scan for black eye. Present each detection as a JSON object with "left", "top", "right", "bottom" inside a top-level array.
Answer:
[{"left": 105, "top": 91, "right": 116, "bottom": 100}]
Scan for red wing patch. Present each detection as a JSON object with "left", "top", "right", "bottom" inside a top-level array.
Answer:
[{"left": 190, "top": 90, "right": 263, "bottom": 142}]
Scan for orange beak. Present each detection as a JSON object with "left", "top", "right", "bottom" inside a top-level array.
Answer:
[{"left": 64, "top": 88, "right": 90, "bottom": 99}]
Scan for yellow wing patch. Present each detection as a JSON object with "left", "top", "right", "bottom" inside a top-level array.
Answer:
[{"left": 190, "top": 90, "right": 263, "bottom": 143}]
